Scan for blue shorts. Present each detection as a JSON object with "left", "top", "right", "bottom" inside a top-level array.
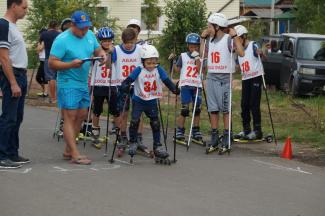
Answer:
[
  {"left": 180, "top": 86, "right": 202, "bottom": 106},
  {"left": 44, "top": 59, "right": 57, "bottom": 81},
  {"left": 57, "top": 88, "right": 90, "bottom": 110}
]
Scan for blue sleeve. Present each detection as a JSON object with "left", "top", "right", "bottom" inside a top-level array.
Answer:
[
  {"left": 129, "top": 66, "right": 142, "bottom": 80},
  {"left": 253, "top": 42, "right": 259, "bottom": 58},
  {"left": 111, "top": 47, "right": 117, "bottom": 63},
  {"left": 91, "top": 31, "right": 100, "bottom": 51},
  {"left": 157, "top": 65, "right": 169, "bottom": 81},
  {"left": 50, "top": 37, "right": 66, "bottom": 59},
  {"left": 176, "top": 55, "right": 182, "bottom": 68}
]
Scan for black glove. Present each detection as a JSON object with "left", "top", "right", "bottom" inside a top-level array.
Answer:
[{"left": 121, "top": 77, "right": 134, "bottom": 94}]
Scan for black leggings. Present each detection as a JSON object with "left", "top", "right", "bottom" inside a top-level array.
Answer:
[{"left": 241, "top": 76, "right": 262, "bottom": 131}]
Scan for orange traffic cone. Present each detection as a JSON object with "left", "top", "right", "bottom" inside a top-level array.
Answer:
[{"left": 281, "top": 136, "right": 293, "bottom": 160}]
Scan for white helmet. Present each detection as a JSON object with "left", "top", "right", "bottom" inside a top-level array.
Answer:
[
  {"left": 234, "top": 25, "right": 248, "bottom": 37},
  {"left": 208, "top": 13, "right": 228, "bottom": 27},
  {"left": 127, "top": 19, "right": 141, "bottom": 29},
  {"left": 140, "top": 44, "right": 159, "bottom": 59}
]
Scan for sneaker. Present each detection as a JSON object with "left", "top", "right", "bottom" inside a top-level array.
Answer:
[
  {"left": 0, "top": 159, "right": 23, "bottom": 169},
  {"left": 10, "top": 155, "right": 31, "bottom": 164}
]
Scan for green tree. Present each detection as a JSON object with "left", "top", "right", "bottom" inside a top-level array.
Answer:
[
  {"left": 142, "top": 0, "right": 162, "bottom": 38},
  {"left": 157, "top": 0, "right": 207, "bottom": 66},
  {"left": 294, "top": 0, "right": 325, "bottom": 34}
]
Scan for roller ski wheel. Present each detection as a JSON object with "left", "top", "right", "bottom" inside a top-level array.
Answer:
[
  {"left": 154, "top": 157, "right": 171, "bottom": 165},
  {"left": 265, "top": 134, "right": 273, "bottom": 143},
  {"left": 205, "top": 145, "right": 218, "bottom": 154},
  {"left": 218, "top": 147, "right": 231, "bottom": 155}
]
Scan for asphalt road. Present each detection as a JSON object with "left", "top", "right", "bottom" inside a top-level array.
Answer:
[{"left": 1, "top": 104, "right": 325, "bottom": 216}]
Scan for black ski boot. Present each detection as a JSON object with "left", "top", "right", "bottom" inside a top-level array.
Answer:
[
  {"left": 91, "top": 127, "right": 102, "bottom": 149},
  {"left": 192, "top": 126, "right": 206, "bottom": 146},
  {"left": 154, "top": 144, "right": 171, "bottom": 165},
  {"left": 57, "top": 119, "right": 64, "bottom": 141},
  {"left": 175, "top": 127, "right": 186, "bottom": 145},
  {"left": 219, "top": 130, "right": 232, "bottom": 155},
  {"left": 206, "top": 129, "right": 219, "bottom": 154}
]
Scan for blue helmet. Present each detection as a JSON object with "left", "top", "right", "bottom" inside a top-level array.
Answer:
[
  {"left": 97, "top": 27, "right": 114, "bottom": 40},
  {"left": 186, "top": 33, "right": 200, "bottom": 45}
]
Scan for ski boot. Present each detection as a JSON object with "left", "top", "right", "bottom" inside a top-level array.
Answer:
[
  {"left": 191, "top": 127, "right": 206, "bottom": 146},
  {"left": 91, "top": 127, "right": 102, "bottom": 149},
  {"left": 109, "top": 122, "right": 117, "bottom": 135},
  {"left": 219, "top": 130, "right": 232, "bottom": 155},
  {"left": 137, "top": 135, "right": 154, "bottom": 158},
  {"left": 154, "top": 145, "right": 171, "bottom": 165},
  {"left": 128, "top": 142, "right": 138, "bottom": 164},
  {"left": 234, "top": 130, "right": 250, "bottom": 140},
  {"left": 117, "top": 134, "right": 128, "bottom": 157},
  {"left": 206, "top": 129, "right": 219, "bottom": 154},
  {"left": 246, "top": 130, "right": 263, "bottom": 140},
  {"left": 175, "top": 127, "right": 186, "bottom": 146}
]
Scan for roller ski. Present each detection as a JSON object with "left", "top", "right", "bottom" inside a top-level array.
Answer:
[
  {"left": 205, "top": 129, "right": 220, "bottom": 154},
  {"left": 91, "top": 127, "right": 109, "bottom": 149},
  {"left": 174, "top": 127, "right": 187, "bottom": 146},
  {"left": 154, "top": 145, "right": 171, "bottom": 165},
  {"left": 234, "top": 131, "right": 273, "bottom": 143},
  {"left": 55, "top": 119, "right": 64, "bottom": 142},
  {"left": 191, "top": 127, "right": 206, "bottom": 146},
  {"left": 136, "top": 136, "right": 154, "bottom": 158},
  {"left": 218, "top": 131, "right": 232, "bottom": 155},
  {"left": 117, "top": 135, "right": 128, "bottom": 157},
  {"left": 128, "top": 142, "right": 138, "bottom": 164}
]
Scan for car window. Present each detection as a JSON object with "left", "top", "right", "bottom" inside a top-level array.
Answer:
[
  {"left": 283, "top": 37, "right": 295, "bottom": 56},
  {"left": 297, "top": 39, "right": 325, "bottom": 61}
]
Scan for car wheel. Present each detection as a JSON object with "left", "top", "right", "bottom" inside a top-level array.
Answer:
[{"left": 290, "top": 77, "right": 299, "bottom": 97}]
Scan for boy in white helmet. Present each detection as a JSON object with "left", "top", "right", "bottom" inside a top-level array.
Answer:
[
  {"left": 127, "top": 19, "right": 146, "bottom": 45},
  {"left": 234, "top": 25, "right": 264, "bottom": 140},
  {"left": 121, "top": 44, "right": 179, "bottom": 164},
  {"left": 201, "top": 13, "right": 244, "bottom": 153}
]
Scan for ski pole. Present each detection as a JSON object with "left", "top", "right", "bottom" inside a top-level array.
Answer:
[
  {"left": 27, "top": 67, "right": 37, "bottom": 97},
  {"left": 201, "top": 78, "right": 211, "bottom": 122},
  {"left": 228, "top": 39, "right": 234, "bottom": 152},
  {"left": 173, "top": 88, "right": 178, "bottom": 163},
  {"left": 52, "top": 109, "right": 61, "bottom": 139},
  {"left": 83, "top": 59, "right": 99, "bottom": 149},
  {"left": 258, "top": 55, "right": 278, "bottom": 146},
  {"left": 158, "top": 99, "right": 168, "bottom": 151},
  {"left": 186, "top": 39, "right": 207, "bottom": 151},
  {"left": 104, "top": 61, "right": 113, "bottom": 157},
  {"left": 164, "top": 57, "right": 175, "bottom": 141}
]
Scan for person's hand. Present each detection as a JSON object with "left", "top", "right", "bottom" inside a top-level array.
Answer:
[
  {"left": 11, "top": 83, "right": 21, "bottom": 97},
  {"left": 191, "top": 51, "right": 200, "bottom": 60},
  {"left": 173, "top": 81, "right": 180, "bottom": 95},
  {"left": 98, "top": 53, "right": 107, "bottom": 66},
  {"left": 228, "top": 28, "right": 237, "bottom": 38},
  {"left": 201, "top": 29, "right": 210, "bottom": 39},
  {"left": 168, "top": 53, "right": 176, "bottom": 60},
  {"left": 70, "top": 59, "right": 83, "bottom": 68},
  {"left": 256, "top": 49, "right": 263, "bottom": 55}
]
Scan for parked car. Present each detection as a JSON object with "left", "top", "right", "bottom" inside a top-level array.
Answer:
[{"left": 261, "top": 33, "right": 325, "bottom": 96}]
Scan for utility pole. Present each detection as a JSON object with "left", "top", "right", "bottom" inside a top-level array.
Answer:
[{"left": 270, "top": 0, "right": 275, "bottom": 35}]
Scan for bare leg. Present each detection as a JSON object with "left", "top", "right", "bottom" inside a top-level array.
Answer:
[
  {"left": 210, "top": 112, "right": 219, "bottom": 129},
  {"left": 223, "top": 113, "right": 229, "bottom": 130}
]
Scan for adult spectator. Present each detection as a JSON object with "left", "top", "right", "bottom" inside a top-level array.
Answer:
[
  {"left": 0, "top": 0, "right": 29, "bottom": 169},
  {"left": 36, "top": 28, "right": 48, "bottom": 97},
  {"left": 60, "top": 18, "right": 72, "bottom": 32},
  {"left": 40, "top": 20, "right": 60, "bottom": 103},
  {"left": 49, "top": 10, "right": 107, "bottom": 165}
]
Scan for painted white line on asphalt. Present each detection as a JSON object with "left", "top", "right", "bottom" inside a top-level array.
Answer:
[
  {"left": 253, "top": 159, "right": 312, "bottom": 175},
  {"left": 0, "top": 168, "right": 32, "bottom": 174},
  {"left": 114, "top": 159, "right": 134, "bottom": 166},
  {"left": 100, "top": 164, "right": 121, "bottom": 170},
  {"left": 90, "top": 168, "right": 99, "bottom": 171},
  {"left": 52, "top": 166, "right": 85, "bottom": 172}
]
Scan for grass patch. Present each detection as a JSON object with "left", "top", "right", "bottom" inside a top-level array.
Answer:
[{"left": 102, "top": 89, "right": 325, "bottom": 151}]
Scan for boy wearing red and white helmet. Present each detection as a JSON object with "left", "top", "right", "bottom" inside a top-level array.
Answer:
[
  {"left": 234, "top": 25, "right": 264, "bottom": 140},
  {"left": 201, "top": 13, "right": 244, "bottom": 153},
  {"left": 121, "top": 44, "right": 179, "bottom": 164}
]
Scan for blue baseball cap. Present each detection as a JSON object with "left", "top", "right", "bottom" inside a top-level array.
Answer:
[{"left": 71, "top": 10, "right": 92, "bottom": 29}]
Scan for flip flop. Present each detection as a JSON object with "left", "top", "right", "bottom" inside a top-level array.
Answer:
[
  {"left": 70, "top": 156, "right": 91, "bottom": 165},
  {"left": 62, "top": 153, "right": 72, "bottom": 160}
]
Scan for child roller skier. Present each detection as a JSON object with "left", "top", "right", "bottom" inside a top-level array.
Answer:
[
  {"left": 90, "top": 27, "right": 120, "bottom": 149},
  {"left": 174, "top": 33, "right": 204, "bottom": 146},
  {"left": 201, "top": 13, "right": 244, "bottom": 154},
  {"left": 234, "top": 25, "right": 264, "bottom": 140},
  {"left": 121, "top": 44, "right": 179, "bottom": 164},
  {"left": 111, "top": 28, "right": 142, "bottom": 156}
]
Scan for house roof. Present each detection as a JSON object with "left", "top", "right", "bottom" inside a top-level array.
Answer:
[
  {"left": 274, "top": 10, "right": 295, "bottom": 19},
  {"left": 242, "top": 0, "right": 280, "bottom": 7},
  {"left": 243, "top": 8, "right": 282, "bottom": 18}
]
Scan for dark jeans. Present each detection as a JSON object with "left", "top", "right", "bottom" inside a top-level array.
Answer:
[
  {"left": 129, "top": 100, "right": 160, "bottom": 145},
  {"left": 241, "top": 76, "right": 262, "bottom": 132},
  {"left": 0, "top": 69, "right": 27, "bottom": 160}
]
